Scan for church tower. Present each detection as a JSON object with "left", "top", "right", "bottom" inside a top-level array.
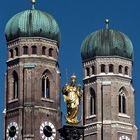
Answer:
[
  {"left": 81, "top": 20, "right": 137, "bottom": 140},
  {"left": 3, "top": 1, "right": 61, "bottom": 140}
]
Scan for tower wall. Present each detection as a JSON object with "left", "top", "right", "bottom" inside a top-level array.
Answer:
[
  {"left": 4, "top": 38, "right": 61, "bottom": 140},
  {"left": 82, "top": 57, "right": 137, "bottom": 140}
]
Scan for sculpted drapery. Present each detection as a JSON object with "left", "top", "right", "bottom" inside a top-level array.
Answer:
[{"left": 62, "top": 74, "right": 82, "bottom": 124}]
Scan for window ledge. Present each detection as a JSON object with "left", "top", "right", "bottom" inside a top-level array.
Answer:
[
  {"left": 84, "top": 76, "right": 90, "bottom": 79},
  {"left": 86, "top": 115, "right": 96, "bottom": 119},
  {"left": 99, "top": 73, "right": 106, "bottom": 75},
  {"left": 41, "top": 98, "right": 54, "bottom": 103},
  {"left": 7, "top": 57, "right": 18, "bottom": 62},
  {"left": 41, "top": 55, "right": 46, "bottom": 57},
  {"left": 48, "top": 56, "right": 56, "bottom": 60},
  {"left": 107, "top": 72, "right": 114, "bottom": 75},
  {"left": 31, "top": 54, "right": 37, "bottom": 56},
  {"left": 118, "top": 113, "right": 130, "bottom": 118},
  {"left": 8, "top": 98, "right": 18, "bottom": 103}
]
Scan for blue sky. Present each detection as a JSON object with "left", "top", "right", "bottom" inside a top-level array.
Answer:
[{"left": 0, "top": 0, "right": 140, "bottom": 139}]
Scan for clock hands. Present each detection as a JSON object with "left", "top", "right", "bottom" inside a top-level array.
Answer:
[
  {"left": 40, "top": 122, "right": 56, "bottom": 138},
  {"left": 7, "top": 122, "right": 19, "bottom": 139},
  {"left": 9, "top": 127, "right": 16, "bottom": 133},
  {"left": 44, "top": 126, "right": 52, "bottom": 133},
  {"left": 44, "top": 126, "right": 55, "bottom": 133}
]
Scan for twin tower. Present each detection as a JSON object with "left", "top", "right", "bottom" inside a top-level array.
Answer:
[{"left": 3, "top": 2, "right": 137, "bottom": 140}]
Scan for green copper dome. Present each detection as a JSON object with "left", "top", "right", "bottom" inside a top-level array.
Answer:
[
  {"left": 81, "top": 29, "right": 133, "bottom": 61},
  {"left": 5, "top": 9, "right": 60, "bottom": 43}
]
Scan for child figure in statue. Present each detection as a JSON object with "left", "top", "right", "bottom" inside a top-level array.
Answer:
[{"left": 62, "top": 74, "right": 82, "bottom": 124}]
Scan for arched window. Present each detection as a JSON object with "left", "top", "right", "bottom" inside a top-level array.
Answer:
[
  {"left": 15, "top": 47, "right": 18, "bottom": 56},
  {"left": 42, "top": 72, "right": 50, "bottom": 98},
  {"left": 42, "top": 46, "right": 46, "bottom": 55},
  {"left": 23, "top": 46, "right": 28, "bottom": 55},
  {"left": 10, "top": 49, "right": 13, "bottom": 58},
  {"left": 119, "top": 65, "right": 123, "bottom": 74},
  {"left": 109, "top": 64, "right": 114, "bottom": 73},
  {"left": 32, "top": 46, "right": 37, "bottom": 54},
  {"left": 13, "top": 71, "right": 18, "bottom": 99},
  {"left": 90, "top": 88, "right": 96, "bottom": 115},
  {"left": 119, "top": 88, "right": 126, "bottom": 114},
  {"left": 49, "top": 48, "right": 53, "bottom": 57},
  {"left": 125, "top": 66, "right": 128, "bottom": 75},
  {"left": 86, "top": 67, "right": 90, "bottom": 76},
  {"left": 92, "top": 66, "right": 96, "bottom": 75},
  {"left": 101, "top": 64, "right": 105, "bottom": 73}
]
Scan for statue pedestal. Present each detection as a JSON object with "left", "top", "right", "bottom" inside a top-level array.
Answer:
[{"left": 58, "top": 125, "right": 84, "bottom": 140}]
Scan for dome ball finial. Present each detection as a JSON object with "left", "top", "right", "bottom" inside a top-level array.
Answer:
[
  {"left": 31, "top": 0, "right": 36, "bottom": 9},
  {"left": 105, "top": 19, "right": 110, "bottom": 29},
  {"left": 32, "top": 0, "right": 36, "bottom": 4}
]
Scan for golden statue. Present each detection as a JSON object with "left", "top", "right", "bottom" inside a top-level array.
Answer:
[{"left": 62, "top": 74, "right": 82, "bottom": 124}]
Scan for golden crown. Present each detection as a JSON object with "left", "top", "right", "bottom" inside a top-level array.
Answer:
[{"left": 71, "top": 73, "right": 76, "bottom": 79}]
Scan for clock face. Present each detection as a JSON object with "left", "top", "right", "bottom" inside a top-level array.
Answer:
[
  {"left": 6, "top": 122, "right": 19, "bottom": 140},
  {"left": 119, "top": 135, "right": 130, "bottom": 140},
  {"left": 40, "top": 121, "right": 56, "bottom": 140}
]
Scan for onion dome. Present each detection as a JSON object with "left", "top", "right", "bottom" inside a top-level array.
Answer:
[
  {"left": 5, "top": 3, "right": 60, "bottom": 44},
  {"left": 81, "top": 20, "right": 133, "bottom": 61}
]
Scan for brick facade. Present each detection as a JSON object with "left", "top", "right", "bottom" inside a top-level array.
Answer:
[
  {"left": 4, "top": 37, "right": 61, "bottom": 140},
  {"left": 82, "top": 57, "right": 137, "bottom": 140}
]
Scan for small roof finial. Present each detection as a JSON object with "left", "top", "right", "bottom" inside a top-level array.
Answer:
[
  {"left": 105, "top": 19, "right": 110, "bottom": 29},
  {"left": 31, "top": 0, "right": 36, "bottom": 9}
]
